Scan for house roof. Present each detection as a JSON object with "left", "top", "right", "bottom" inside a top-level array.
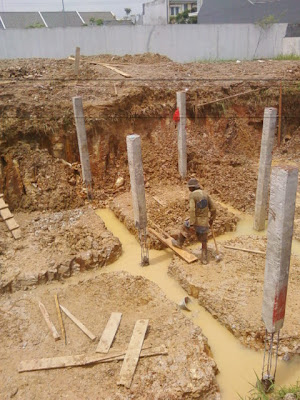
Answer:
[
  {"left": 41, "top": 11, "right": 83, "bottom": 28},
  {"left": 198, "top": 0, "right": 300, "bottom": 24},
  {"left": 79, "top": 12, "right": 116, "bottom": 24},
  {"left": 0, "top": 12, "right": 45, "bottom": 29}
]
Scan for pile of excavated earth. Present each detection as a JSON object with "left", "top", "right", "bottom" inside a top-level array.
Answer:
[{"left": 0, "top": 54, "right": 300, "bottom": 399}]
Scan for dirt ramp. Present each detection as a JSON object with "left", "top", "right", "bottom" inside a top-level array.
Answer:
[{"left": 0, "top": 272, "right": 220, "bottom": 400}]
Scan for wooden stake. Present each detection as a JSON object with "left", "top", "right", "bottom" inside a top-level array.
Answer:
[
  {"left": 60, "top": 305, "right": 96, "bottom": 341},
  {"left": 118, "top": 319, "right": 149, "bottom": 388},
  {"left": 54, "top": 295, "right": 66, "bottom": 345},
  {"left": 75, "top": 47, "right": 80, "bottom": 76},
  {"left": 18, "top": 345, "right": 167, "bottom": 373},
  {"left": 39, "top": 302, "right": 60, "bottom": 341},
  {"left": 194, "top": 92, "right": 198, "bottom": 122},
  {"left": 278, "top": 82, "right": 282, "bottom": 147},
  {"left": 223, "top": 245, "right": 265, "bottom": 255}
]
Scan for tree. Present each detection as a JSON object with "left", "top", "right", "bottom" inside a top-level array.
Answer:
[
  {"left": 124, "top": 8, "right": 131, "bottom": 16},
  {"left": 174, "top": 10, "right": 197, "bottom": 24}
]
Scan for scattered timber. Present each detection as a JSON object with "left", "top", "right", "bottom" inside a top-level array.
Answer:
[
  {"left": 148, "top": 227, "right": 198, "bottom": 264},
  {"left": 68, "top": 57, "right": 132, "bottom": 78},
  {"left": 60, "top": 305, "right": 96, "bottom": 341},
  {"left": 223, "top": 245, "right": 265, "bottom": 255},
  {"left": 18, "top": 345, "right": 167, "bottom": 373},
  {"left": 96, "top": 312, "right": 122, "bottom": 353},
  {"left": 118, "top": 319, "right": 149, "bottom": 388},
  {"left": 0, "top": 195, "right": 21, "bottom": 239},
  {"left": 39, "top": 302, "right": 60, "bottom": 341},
  {"left": 55, "top": 295, "right": 66, "bottom": 345}
]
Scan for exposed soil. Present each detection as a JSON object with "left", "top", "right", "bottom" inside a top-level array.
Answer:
[
  {"left": 110, "top": 187, "right": 239, "bottom": 248},
  {"left": 0, "top": 206, "right": 121, "bottom": 293},
  {"left": 0, "top": 272, "right": 220, "bottom": 400},
  {"left": 168, "top": 236, "right": 300, "bottom": 358},
  {"left": 0, "top": 54, "right": 300, "bottom": 399}
]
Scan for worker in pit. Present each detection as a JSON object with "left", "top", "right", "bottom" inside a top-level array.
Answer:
[{"left": 172, "top": 178, "right": 216, "bottom": 265}]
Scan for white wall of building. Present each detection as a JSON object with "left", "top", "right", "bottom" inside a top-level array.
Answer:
[
  {"left": 142, "top": 0, "right": 168, "bottom": 25},
  {"left": 283, "top": 37, "right": 300, "bottom": 55},
  {"left": 0, "top": 24, "right": 290, "bottom": 62}
]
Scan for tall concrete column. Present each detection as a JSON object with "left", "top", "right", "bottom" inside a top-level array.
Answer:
[
  {"left": 253, "top": 107, "right": 277, "bottom": 231},
  {"left": 72, "top": 96, "right": 92, "bottom": 186},
  {"left": 262, "top": 165, "right": 298, "bottom": 333},
  {"left": 177, "top": 91, "right": 187, "bottom": 179},
  {"left": 126, "top": 134, "right": 147, "bottom": 230}
]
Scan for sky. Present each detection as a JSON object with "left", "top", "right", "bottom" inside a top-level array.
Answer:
[{"left": 0, "top": 0, "right": 146, "bottom": 18}]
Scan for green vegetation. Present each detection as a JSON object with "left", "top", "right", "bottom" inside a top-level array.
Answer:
[
  {"left": 124, "top": 8, "right": 131, "bottom": 16},
  {"left": 273, "top": 54, "right": 300, "bottom": 61},
  {"left": 256, "top": 14, "right": 279, "bottom": 30},
  {"left": 89, "top": 17, "right": 103, "bottom": 26},
  {"left": 170, "top": 10, "right": 197, "bottom": 24},
  {"left": 239, "top": 378, "right": 300, "bottom": 400},
  {"left": 26, "top": 22, "right": 45, "bottom": 29}
]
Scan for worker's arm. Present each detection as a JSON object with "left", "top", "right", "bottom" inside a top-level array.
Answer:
[
  {"left": 208, "top": 196, "right": 217, "bottom": 225},
  {"left": 189, "top": 194, "right": 196, "bottom": 225}
]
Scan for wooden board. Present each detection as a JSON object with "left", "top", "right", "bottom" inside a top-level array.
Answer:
[
  {"left": 60, "top": 305, "right": 96, "bottom": 341},
  {"left": 0, "top": 194, "right": 3, "bottom": 198},
  {"left": 0, "top": 198, "right": 8, "bottom": 210},
  {"left": 39, "top": 302, "right": 60, "bottom": 341},
  {"left": 223, "top": 245, "right": 265, "bottom": 255},
  {"left": 11, "top": 228, "right": 22, "bottom": 240},
  {"left": 5, "top": 218, "right": 19, "bottom": 231},
  {"left": 19, "top": 345, "right": 167, "bottom": 373},
  {"left": 55, "top": 295, "right": 66, "bottom": 345},
  {"left": 148, "top": 228, "right": 198, "bottom": 264},
  {"left": 96, "top": 312, "right": 122, "bottom": 353},
  {"left": 118, "top": 319, "right": 149, "bottom": 388},
  {"left": 0, "top": 208, "right": 13, "bottom": 220},
  {"left": 68, "top": 56, "right": 131, "bottom": 78}
]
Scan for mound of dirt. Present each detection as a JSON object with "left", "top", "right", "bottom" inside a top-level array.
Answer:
[
  {"left": 88, "top": 53, "right": 172, "bottom": 64},
  {"left": 110, "top": 186, "right": 238, "bottom": 249},
  {"left": 168, "top": 235, "right": 300, "bottom": 357},
  {"left": 0, "top": 272, "right": 220, "bottom": 400},
  {"left": 0, "top": 207, "right": 121, "bottom": 293}
]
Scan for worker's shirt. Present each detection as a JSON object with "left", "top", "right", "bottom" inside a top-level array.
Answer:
[{"left": 189, "top": 189, "right": 216, "bottom": 227}]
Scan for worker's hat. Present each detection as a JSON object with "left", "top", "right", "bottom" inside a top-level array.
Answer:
[{"left": 187, "top": 178, "right": 201, "bottom": 189}]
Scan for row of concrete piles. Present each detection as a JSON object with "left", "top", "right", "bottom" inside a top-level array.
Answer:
[{"left": 72, "top": 93, "right": 298, "bottom": 387}]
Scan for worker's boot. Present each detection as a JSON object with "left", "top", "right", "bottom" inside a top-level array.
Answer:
[{"left": 171, "top": 234, "right": 185, "bottom": 249}]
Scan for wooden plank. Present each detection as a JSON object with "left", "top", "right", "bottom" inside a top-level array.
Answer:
[
  {"left": 223, "top": 245, "right": 265, "bottom": 255},
  {"left": 148, "top": 228, "right": 198, "bottom": 264},
  {"left": 68, "top": 56, "right": 132, "bottom": 78},
  {"left": 11, "top": 228, "right": 22, "bottom": 240},
  {"left": 39, "top": 302, "right": 60, "bottom": 341},
  {"left": 19, "top": 345, "right": 167, "bottom": 373},
  {"left": 60, "top": 305, "right": 96, "bottom": 342},
  {"left": 0, "top": 193, "right": 3, "bottom": 198},
  {"left": 0, "top": 208, "right": 13, "bottom": 220},
  {"left": 118, "top": 319, "right": 149, "bottom": 388},
  {"left": 0, "top": 198, "right": 8, "bottom": 210},
  {"left": 5, "top": 218, "right": 19, "bottom": 231},
  {"left": 278, "top": 82, "right": 282, "bottom": 146},
  {"left": 55, "top": 295, "right": 66, "bottom": 345},
  {"left": 96, "top": 312, "right": 122, "bottom": 353}
]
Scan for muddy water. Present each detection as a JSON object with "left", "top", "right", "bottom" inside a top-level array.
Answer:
[{"left": 97, "top": 209, "right": 300, "bottom": 400}]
